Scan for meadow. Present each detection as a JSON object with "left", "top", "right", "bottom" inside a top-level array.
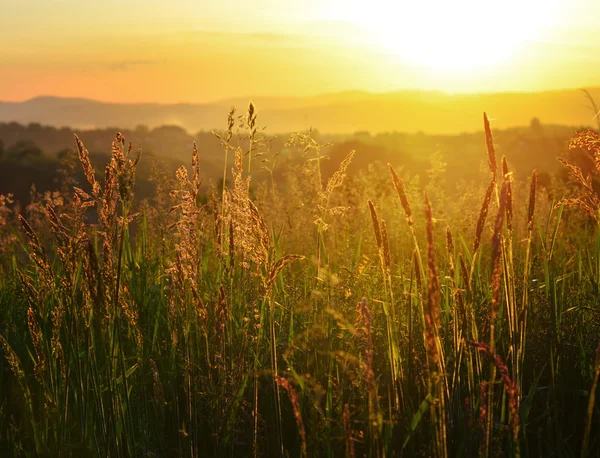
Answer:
[{"left": 1, "top": 105, "right": 600, "bottom": 458}]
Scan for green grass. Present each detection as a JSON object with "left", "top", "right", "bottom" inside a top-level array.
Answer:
[{"left": 1, "top": 109, "right": 600, "bottom": 458}]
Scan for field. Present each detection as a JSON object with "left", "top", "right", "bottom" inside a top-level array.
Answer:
[{"left": 1, "top": 107, "right": 600, "bottom": 458}]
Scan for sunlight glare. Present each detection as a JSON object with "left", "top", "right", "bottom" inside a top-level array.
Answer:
[{"left": 322, "top": 0, "right": 563, "bottom": 72}]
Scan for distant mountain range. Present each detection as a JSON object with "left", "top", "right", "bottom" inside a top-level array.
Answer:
[{"left": 1, "top": 88, "right": 599, "bottom": 134}]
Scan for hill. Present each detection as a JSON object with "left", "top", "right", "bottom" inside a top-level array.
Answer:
[{"left": 1, "top": 87, "right": 599, "bottom": 134}]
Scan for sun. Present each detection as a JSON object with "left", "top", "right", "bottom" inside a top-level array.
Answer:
[{"left": 323, "top": 0, "right": 563, "bottom": 73}]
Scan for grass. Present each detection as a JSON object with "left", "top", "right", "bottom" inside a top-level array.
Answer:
[{"left": 0, "top": 107, "right": 600, "bottom": 457}]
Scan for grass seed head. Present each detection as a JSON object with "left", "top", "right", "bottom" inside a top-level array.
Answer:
[
  {"left": 368, "top": 201, "right": 383, "bottom": 252},
  {"left": 389, "top": 164, "right": 413, "bottom": 226},
  {"left": 483, "top": 112, "right": 497, "bottom": 179}
]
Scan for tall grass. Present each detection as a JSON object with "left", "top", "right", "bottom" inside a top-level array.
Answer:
[{"left": 1, "top": 110, "right": 600, "bottom": 458}]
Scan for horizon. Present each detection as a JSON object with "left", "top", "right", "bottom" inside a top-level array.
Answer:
[{"left": 3, "top": 84, "right": 600, "bottom": 106}]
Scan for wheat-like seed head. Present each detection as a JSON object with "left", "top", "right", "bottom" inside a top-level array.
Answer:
[
  {"left": 367, "top": 201, "right": 382, "bottom": 252},
  {"left": 483, "top": 112, "right": 497, "bottom": 179},
  {"left": 468, "top": 340, "right": 520, "bottom": 442},
  {"left": 569, "top": 129, "right": 600, "bottom": 171},
  {"left": 556, "top": 157, "right": 600, "bottom": 221},
  {"left": 388, "top": 164, "right": 413, "bottom": 226},
  {"left": 74, "top": 134, "right": 101, "bottom": 197},
  {"left": 326, "top": 151, "right": 355, "bottom": 194},
  {"left": 27, "top": 306, "right": 45, "bottom": 380},
  {"left": 0, "top": 334, "right": 25, "bottom": 381}
]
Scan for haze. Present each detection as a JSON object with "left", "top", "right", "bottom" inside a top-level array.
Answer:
[{"left": 2, "top": 0, "right": 600, "bottom": 104}]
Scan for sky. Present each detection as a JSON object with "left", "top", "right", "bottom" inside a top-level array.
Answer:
[{"left": 1, "top": 0, "right": 600, "bottom": 103}]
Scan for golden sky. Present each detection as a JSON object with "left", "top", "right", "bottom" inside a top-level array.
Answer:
[{"left": 1, "top": 0, "right": 599, "bottom": 103}]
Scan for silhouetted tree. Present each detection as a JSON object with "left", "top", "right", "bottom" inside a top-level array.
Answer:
[{"left": 530, "top": 117, "right": 543, "bottom": 134}]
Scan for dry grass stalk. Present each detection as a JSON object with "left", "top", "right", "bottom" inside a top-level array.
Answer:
[
  {"left": 490, "top": 184, "right": 507, "bottom": 325},
  {"left": 478, "top": 381, "right": 488, "bottom": 457},
  {"left": 414, "top": 249, "right": 422, "bottom": 295},
  {"left": 343, "top": 404, "right": 356, "bottom": 458},
  {"left": 367, "top": 201, "right": 383, "bottom": 251},
  {"left": 446, "top": 226, "right": 467, "bottom": 330},
  {"left": 74, "top": 134, "right": 101, "bottom": 197},
  {"left": 446, "top": 226, "right": 455, "bottom": 278},
  {"left": 527, "top": 171, "right": 538, "bottom": 233},
  {"left": 51, "top": 302, "right": 66, "bottom": 377},
  {"left": 582, "top": 337, "right": 600, "bottom": 458},
  {"left": 120, "top": 290, "right": 143, "bottom": 351},
  {"left": 211, "top": 193, "right": 222, "bottom": 253},
  {"left": 166, "top": 140, "right": 209, "bottom": 345},
  {"left": 389, "top": 164, "right": 413, "bottom": 226},
  {"left": 456, "top": 288, "right": 467, "bottom": 332},
  {"left": 469, "top": 341, "right": 520, "bottom": 451},
  {"left": 275, "top": 376, "right": 307, "bottom": 458},
  {"left": 0, "top": 334, "right": 34, "bottom": 404},
  {"left": 149, "top": 359, "right": 165, "bottom": 414},
  {"left": 483, "top": 113, "right": 497, "bottom": 179},
  {"left": 217, "top": 285, "right": 228, "bottom": 337},
  {"left": 247, "top": 199, "right": 273, "bottom": 270},
  {"left": 425, "top": 196, "right": 441, "bottom": 349},
  {"left": 459, "top": 253, "right": 470, "bottom": 294},
  {"left": 18, "top": 214, "right": 55, "bottom": 316},
  {"left": 229, "top": 218, "right": 235, "bottom": 272},
  {"left": 85, "top": 238, "right": 104, "bottom": 318},
  {"left": 556, "top": 148, "right": 600, "bottom": 220},
  {"left": 225, "top": 148, "right": 274, "bottom": 272},
  {"left": 0, "top": 194, "right": 17, "bottom": 254},
  {"left": 191, "top": 142, "right": 201, "bottom": 193},
  {"left": 569, "top": 129, "right": 600, "bottom": 168},
  {"left": 19, "top": 215, "right": 52, "bottom": 277},
  {"left": 367, "top": 201, "right": 399, "bottom": 409},
  {"left": 0, "top": 333, "right": 25, "bottom": 381},
  {"left": 473, "top": 179, "right": 496, "bottom": 254},
  {"left": 110, "top": 132, "right": 141, "bottom": 203},
  {"left": 326, "top": 151, "right": 355, "bottom": 195},
  {"left": 502, "top": 157, "right": 513, "bottom": 232},
  {"left": 355, "top": 298, "right": 377, "bottom": 421},
  {"left": 27, "top": 306, "right": 45, "bottom": 380},
  {"left": 425, "top": 195, "right": 448, "bottom": 458},
  {"left": 314, "top": 149, "right": 354, "bottom": 233},
  {"left": 381, "top": 219, "right": 391, "bottom": 272},
  {"left": 265, "top": 254, "right": 305, "bottom": 299}
]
